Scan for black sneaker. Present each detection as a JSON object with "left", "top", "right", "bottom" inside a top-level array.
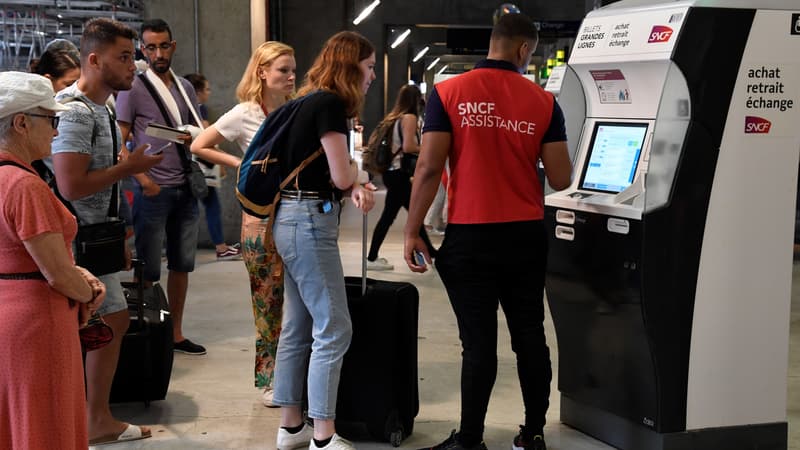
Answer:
[
  {"left": 511, "top": 425, "right": 546, "bottom": 450},
  {"left": 174, "top": 339, "right": 207, "bottom": 355},
  {"left": 417, "top": 430, "right": 488, "bottom": 450}
]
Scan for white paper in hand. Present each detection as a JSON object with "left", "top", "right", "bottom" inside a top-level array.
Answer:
[{"left": 145, "top": 123, "right": 188, "bottom": 143}]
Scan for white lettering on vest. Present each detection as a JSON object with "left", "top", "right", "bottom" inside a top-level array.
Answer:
[{"left": 457, "top": 101, "right": 537, "bottom": 136}]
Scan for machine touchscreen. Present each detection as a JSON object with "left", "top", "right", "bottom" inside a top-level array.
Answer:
[{"left": 579, "top": 122, "right": 648, "bottom": 194}]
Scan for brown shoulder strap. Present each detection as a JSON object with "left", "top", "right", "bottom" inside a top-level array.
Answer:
[{"left": 282, "top": 147, "right": 325, "bottom": 191}]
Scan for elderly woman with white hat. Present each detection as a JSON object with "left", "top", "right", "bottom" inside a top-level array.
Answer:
[{"left": 0, "top": 71, "right": 106, "bottom": 450}]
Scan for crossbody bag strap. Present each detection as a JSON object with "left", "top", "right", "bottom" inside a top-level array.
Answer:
[
  {"left": 52, "top": 97, "right": 119, "bottom": 220},
  {"left": 137, "top": 73, "right": 193, "bottom": 170},
  {"left": 0, "top": 160, "right": 36, "bottom": 174},
  {"left": 106, "top": 105, "right": 119, "bottom": 218}
]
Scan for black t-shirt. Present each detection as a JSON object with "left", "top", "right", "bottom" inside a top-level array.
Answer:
[{"left": 276, "top": 91, "right": 348, "bottom": 193}]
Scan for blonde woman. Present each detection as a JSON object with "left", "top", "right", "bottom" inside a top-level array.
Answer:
[{"left": 190, "top": 41, "right": 296, "bottom": 407}]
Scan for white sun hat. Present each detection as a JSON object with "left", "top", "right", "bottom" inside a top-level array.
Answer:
[{"left": 0, "top": 72, "right": 70, "bottom": 119}]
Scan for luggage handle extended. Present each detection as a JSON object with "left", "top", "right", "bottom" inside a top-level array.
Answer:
[
  {"left": 127, "top": 259, "right": 170, "bottom": 331},
  {"left": 130, "top": 258, "right": 146, "bottom": 327},
  {"left": 351, "top": 117, "right": 368, "bottom": 297},
  {"left": 361, "top": 212, "right": 367, "bottom": 296}
]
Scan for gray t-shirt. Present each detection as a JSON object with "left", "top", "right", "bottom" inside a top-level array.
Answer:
[{"left": 50, "top": 83, "right": 121, "bottom": 226}]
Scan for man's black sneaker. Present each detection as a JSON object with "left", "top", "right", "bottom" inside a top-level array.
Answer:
[
  {"left": 174, "top": 339, "right": 207, "bottom": 355},
  {"left": 512, "top": 425, "right": 546, "bottom": 450},
  {"left": 417, "top": 430, "right": 488, "bottom": 450}
]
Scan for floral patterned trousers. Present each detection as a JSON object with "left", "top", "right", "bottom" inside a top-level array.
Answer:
[{"left": 241, "top": 212, "right": 284, "bottom": 389}]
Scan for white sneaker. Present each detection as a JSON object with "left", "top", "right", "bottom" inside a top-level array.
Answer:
[
  {"left": 366, "top": 257, "right": 393, "bottom": 271},
  {"left": 262, "top": 388, "right": 278, "bottom": 408},
  {"left": 277, "top": 423, "right": 314, "bottom": 450},
  {"left": 309, "top": 433, "right": 355, "bottom": 450}
]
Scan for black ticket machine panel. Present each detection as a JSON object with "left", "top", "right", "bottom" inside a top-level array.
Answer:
[{"left": 545, "top": 1, "right": 800, "bottom": 449}]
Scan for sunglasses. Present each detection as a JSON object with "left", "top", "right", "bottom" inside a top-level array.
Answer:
[{"left": 24, "top": 113, "right": 60, "bottom": 129}]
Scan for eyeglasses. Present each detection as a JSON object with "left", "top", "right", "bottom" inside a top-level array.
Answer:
[
  {"left": 24, "top": 113, "right": 59, "bottom": 129},
  {"left": 143, "top": 42, "right": 173, "bottom": 52}
]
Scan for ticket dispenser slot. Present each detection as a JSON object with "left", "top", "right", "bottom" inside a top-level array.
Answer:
[
  {"left": 555, "top": 225, "right": 575, "bottom": 241},
  {"left": 556, "top": 210, "right": 576, "bottom": 224}
]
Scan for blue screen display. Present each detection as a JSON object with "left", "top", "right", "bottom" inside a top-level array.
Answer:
[{"left": 580, "top": 122, "right": 648, "bottom": 194}]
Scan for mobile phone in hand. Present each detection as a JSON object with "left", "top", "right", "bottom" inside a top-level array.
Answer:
[
  {"left": 145, "top": 142, "right": 171, "bottom": 155},
  {"left": 413, "top": 250, "right": 426, "bottom": 266}
]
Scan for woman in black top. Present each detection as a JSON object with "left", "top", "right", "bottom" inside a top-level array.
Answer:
[
  {"left": 366, "top": 84, "right": 436, "bottom": 271},
  {"left": 271, "top": 31, "right": 375, "bottom": 450}
]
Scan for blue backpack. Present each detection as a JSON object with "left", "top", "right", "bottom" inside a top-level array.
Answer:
[{"left": 236, "top": 92, "right": 324, "bottom": 219}]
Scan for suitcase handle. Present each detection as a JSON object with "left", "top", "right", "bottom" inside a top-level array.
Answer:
[
  {"left": 361, "top": 213, "right": 367, "bottom": 296},
  {"left": 130, "top": 258, "right": 146, "bottom": 327}
]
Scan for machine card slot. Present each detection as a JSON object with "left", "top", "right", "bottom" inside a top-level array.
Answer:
[
  {"left": 607, "top": 218, "right": 630, "bottom": 234},
  {"left": 555, "top": 225, "right": 575, "bottom": 241}
]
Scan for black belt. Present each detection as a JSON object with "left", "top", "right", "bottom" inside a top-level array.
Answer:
[
  {"left": 280, "top": 189, "right": 337, "bottom": 201},
  {"left": 0, "top": 271, "right": 46, "bottom": 280}
]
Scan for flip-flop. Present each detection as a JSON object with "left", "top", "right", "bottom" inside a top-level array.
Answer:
[{"left": 89, "top": 424, "right": 152, "bottom": 446}]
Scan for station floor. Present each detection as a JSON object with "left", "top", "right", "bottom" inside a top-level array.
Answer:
[{"left": 102, "top": 189, "right": 800, "bottom": 450}]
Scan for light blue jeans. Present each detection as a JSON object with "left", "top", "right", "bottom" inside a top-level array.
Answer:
[{"left": 271, "top": 198, "right": 352, "bottom": 420}]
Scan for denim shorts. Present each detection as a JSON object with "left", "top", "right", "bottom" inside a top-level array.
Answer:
[
  {"left": 132, "top": 184, "right": 199, "bottom": 281},
  {"left": 95, "top": 271, "right": 127, "bottom": 316}
]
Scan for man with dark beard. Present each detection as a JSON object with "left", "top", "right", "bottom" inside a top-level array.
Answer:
[
  {"left": 116, "top": 19, "right": 208, "bottom": 357},
  {"left": 49, "top": 17, "right": 162, "bottom": 445}
]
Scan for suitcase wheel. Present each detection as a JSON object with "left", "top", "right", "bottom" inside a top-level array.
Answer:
[
  {"left": 367, "top": 409, "right": 405, "bottom": 446},
  {"left": 389, "top": 429, "right": 403, "bottom": 447}
]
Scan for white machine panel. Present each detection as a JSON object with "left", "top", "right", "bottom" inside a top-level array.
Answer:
[
  {"left": 687, "top": 9, "right": 800, "bottom": 430},
  {"left": 571, "top": 60, "right": 670, "bottom": 124},
  {"left": 571, "top": 3, "right": 690, "bottom": 64}
]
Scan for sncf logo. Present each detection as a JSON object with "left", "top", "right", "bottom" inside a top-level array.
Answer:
[
  {"left": 745, "top": 116, "right": 772, "bottom": 134},
  {"left": 648, "top": 25, "right": 673, "bottom": 43}
]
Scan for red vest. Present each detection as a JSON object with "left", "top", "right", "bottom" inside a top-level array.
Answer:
[{"left": 435, "top": 68, "right": 555, "bottom": 223}]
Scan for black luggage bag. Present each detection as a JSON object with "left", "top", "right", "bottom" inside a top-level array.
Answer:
[
  {"left": 334, "top": 213, "right": 420, "bottom": 447},
  {"left": 336, "top": 277, "right": 419, "bottom": 447},
  {"left": 109, "top": 260, "right": 174, "bottom": 406}
]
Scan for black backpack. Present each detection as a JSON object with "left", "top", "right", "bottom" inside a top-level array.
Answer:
[
  {"left": 362, "top": 118, "right": 402, "bottom": 175},
  {"left": 236, "top": 91, "right": 324, "bottom": 219}
]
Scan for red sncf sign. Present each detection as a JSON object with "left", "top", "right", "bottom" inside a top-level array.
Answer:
[
  {"left": 648, "top": 25, "right": 673, "bottom": 43},
  {"left": 745, "top": 116, "right": 772, "bottom": 134}
]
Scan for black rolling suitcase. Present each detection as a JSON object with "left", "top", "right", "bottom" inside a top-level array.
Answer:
[
  {"left": 335, "top": 215, "right": 420, "bottom": 447},
  {"left": 109, "top": 260, "right": 174, "bottom": 406}
]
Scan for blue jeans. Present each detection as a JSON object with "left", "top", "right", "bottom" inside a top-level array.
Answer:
[
  {"left": 201, "top": 186, "right": 224, "bottom": 245},
  {"left": 132, "top": 185, "right": 200, "bottom": 281},
  {"left": 271, "top": 199, "right": 352, "bottom": 420}
]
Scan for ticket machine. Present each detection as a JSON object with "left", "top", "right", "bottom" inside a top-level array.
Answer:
[{"left": 545, "top": 1, "right": 800, "bottom": 449}]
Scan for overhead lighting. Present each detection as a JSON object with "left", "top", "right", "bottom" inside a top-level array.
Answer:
[
  {"left": 353, "top": 0, "right": 380, "bottom": 25},
  {"left": 390, "top": 29, "right": 411, "bottom": 49},
  {"left": 412, "top": 46, "right": 430, "bottom": 62},
  {"left": 437, "top": 65, "right": 449, "bottom": 75},
  {"left": 426, "top": 57, "right": 441, "bottom": 71}
]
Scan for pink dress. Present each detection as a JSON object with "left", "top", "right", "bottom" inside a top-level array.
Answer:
[{"left": 0, "top": 153, "right": 87, "bottom": 450}]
